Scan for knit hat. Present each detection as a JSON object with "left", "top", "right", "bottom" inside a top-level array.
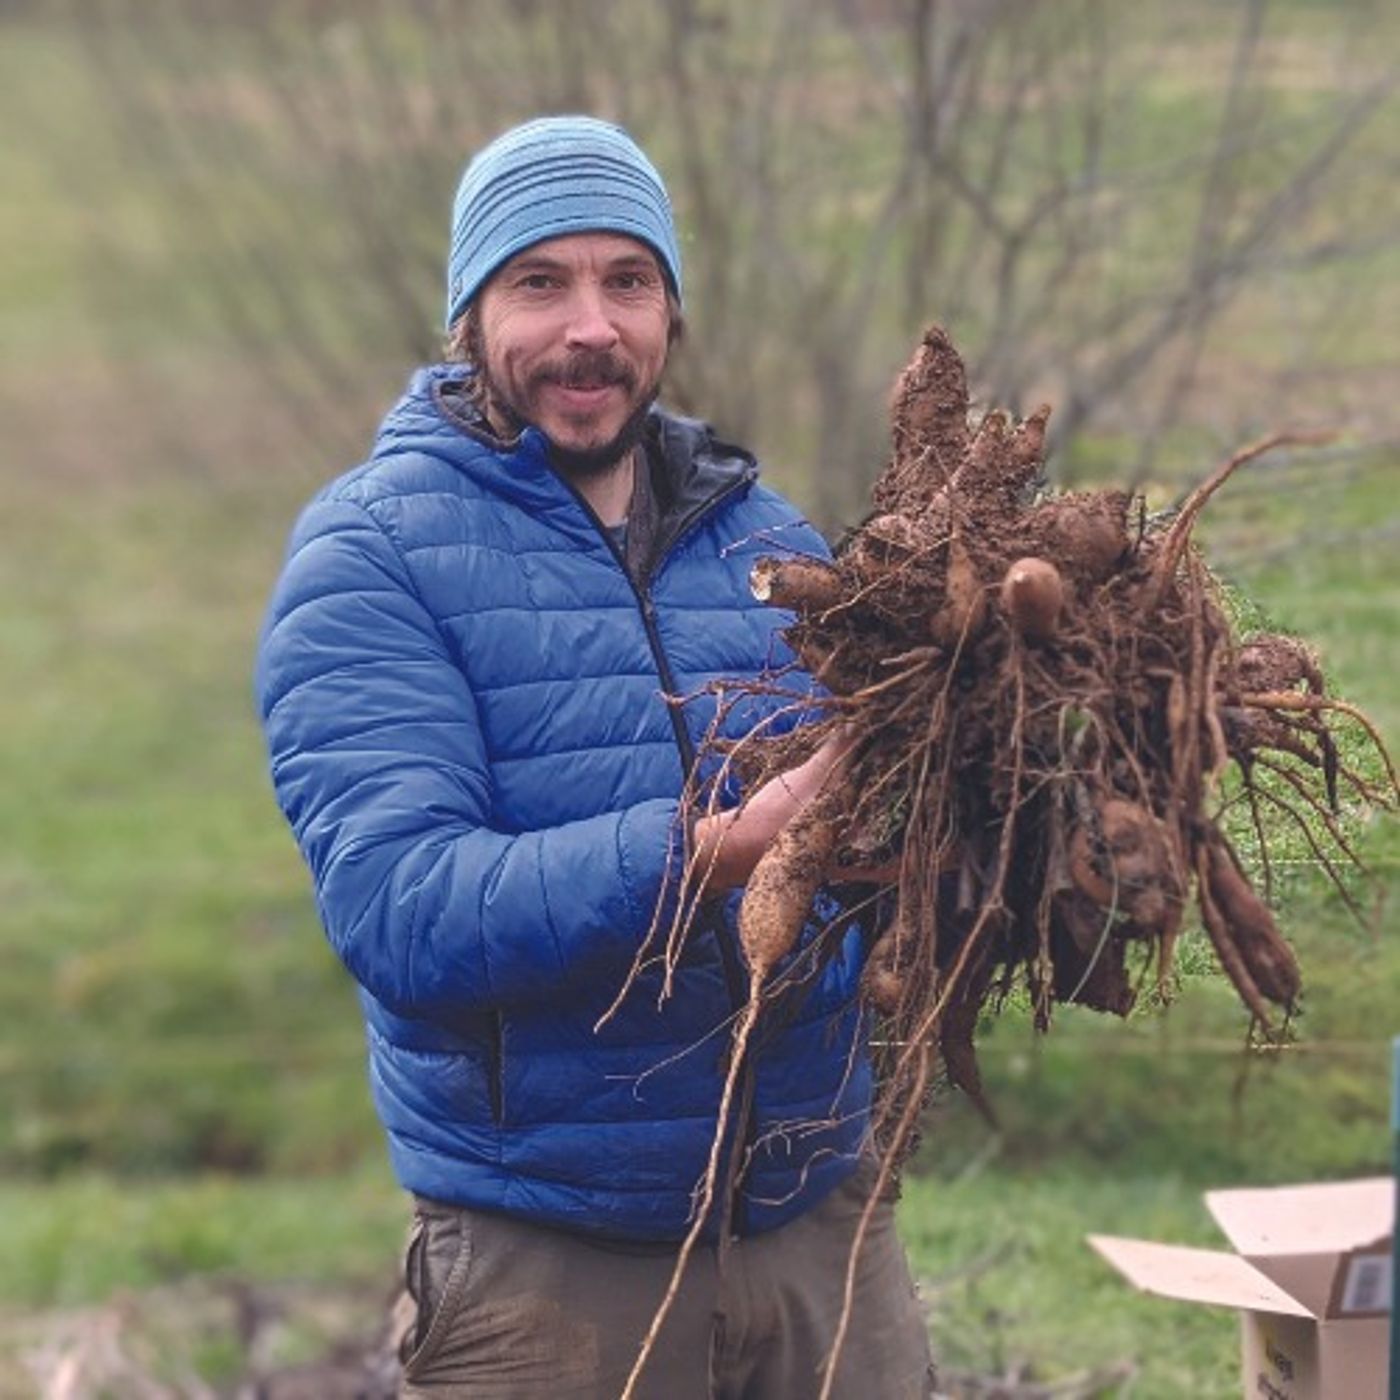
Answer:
[{"left": 445, "top": 115, "right": 683, "bottom": 330}]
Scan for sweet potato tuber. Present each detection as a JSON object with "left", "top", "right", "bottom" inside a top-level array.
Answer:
[
  {"left": 738, "top": 787, "right": 841, "bottom": 981},
  {"left": 929, "top": 537, "right": 987, "bottom": 648},
  {"left": 1201, "top": 838, "right": 1300, "bottom": 1008},
  {"left": 1233, "top": 635, "right": 1324, "bottom": 697},
  {"left": 750, "top": 557, "right": 844, "bottom": 613},
  {"left": 1068, "top": 797, "right": 1180, "bottom": 935},
  {"left": 1029, "top": 490, "right": 1131, "bottom": 581},
  {"left": 1000, "top": 556, "right": 1065, "bottom": 642},
  {"left": 862, "top": 930, "right": 905, "bottom": 1016},
  {"left": 884, "top": 325, "right": 969, "bottom": 493}
]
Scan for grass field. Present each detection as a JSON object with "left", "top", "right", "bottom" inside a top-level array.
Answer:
[{"left": 0, "top": 1165, "right": 1238, "bottom": 1396}]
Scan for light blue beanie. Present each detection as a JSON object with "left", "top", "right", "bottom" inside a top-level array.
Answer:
[{"left": 445, "top": 115, "right": 683, "bottom": 330}]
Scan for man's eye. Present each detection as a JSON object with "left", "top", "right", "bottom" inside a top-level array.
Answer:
[
  {"left": 610, "top": 271, "right": 655, "bottom": 292},
  {"left": 515, "top": 273, "right": 557, "bottom": 291}
]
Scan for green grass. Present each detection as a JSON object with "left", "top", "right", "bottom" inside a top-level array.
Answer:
[
  {"left": 0, "top": 1162, "right": 1239, "bottom": 1395},
  {"left": 0, "top": 1160, "right": 405, "bottom": 1309},
  {"left": 901, "top": 1170, "right": 1243, "bottom": 1398},
  {"left": 0, "top": 470, "right": 378, "bottom": 1176},
  {"left": 0, "top": 1161, "right": 1288, "bottom": 1397}
]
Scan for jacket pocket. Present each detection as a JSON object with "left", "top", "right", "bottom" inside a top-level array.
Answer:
[{"left": 485, "top": 1009, "right": 505, "bottom": 1126}]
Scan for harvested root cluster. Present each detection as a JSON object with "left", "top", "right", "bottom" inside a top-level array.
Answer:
[
  {"left": 618, "top": 326, "right": 1396, "bottom": 1400},
  {"left": 735, "top": 326, "right": 1397, "bottom": 1146}
]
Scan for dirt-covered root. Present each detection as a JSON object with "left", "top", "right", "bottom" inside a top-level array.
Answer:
[
  {"left": 621, "top": 784, "right": 848, "bottom": 1400},
  {"left": 1150, "top": 430, "right": 1334, "bottom": 607},
  {"left": 1067, "top": 797, "right": 1182, "bottom": 935},
  {"left": 712, "top": 322, "right": 1392, "bottom": 1179},
  {"left": 862, "top": 920, "right": 907, "bottom": 1017},
  {"left": 929, "top": 536, "right": 989, "bottom": 648},
  {"left": 937, "top": 956, "right": 996, "bottom": 1120},
  {"left": 958, "top": 404, "right": 1050, "bottom": 506},
  {"left": 1198, "top": 835, "right": 1301, "bottom": 1015},
  {"left": 1049, "top": 891, "right": 1137, "bottom": 1017},
  {"left": 739, "top": 783, "right": 844, "bottom": 982},
  {"left": 878, "top": 325, "right": 970, "bottom": 506},
  {"left": 1231, "top": 634, "right": 1325, "bottom": 697},
  {"left": 623, "top": 771, "right": 857, "bottom": 1400},
  {"left": 1023, "top": 489, "right": 1132, "bottom": 582},
  {"left": 750, "top": 556, "right": 845, "bottom": 614}
]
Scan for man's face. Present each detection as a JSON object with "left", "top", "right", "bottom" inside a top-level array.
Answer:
[{"left": 474, "top": 232, "right": 671, "bottom": 474}]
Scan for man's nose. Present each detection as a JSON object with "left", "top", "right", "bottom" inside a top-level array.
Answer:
[{"left": 563, "top": 285, "right": 620, "bottom": 351}]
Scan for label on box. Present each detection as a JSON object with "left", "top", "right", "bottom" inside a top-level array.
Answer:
[
  {"left": 1334, "top": 1250, "right": 1392, "bottom": 1318},
  {"left": 1243, "top": 1314, "right": 1318, "bottom": 1399}
]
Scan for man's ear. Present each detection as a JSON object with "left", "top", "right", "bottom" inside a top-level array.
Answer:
[
  {"left": 666, "top": 293, "right": 685, "bottom": 351},
  {"left": 445, "top": 310, "right": 474, "bottom": 364}
]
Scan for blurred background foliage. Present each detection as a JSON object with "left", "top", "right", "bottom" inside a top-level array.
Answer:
[{"left": 2, "top": 0, "right": 1398, "bottom": 1393}]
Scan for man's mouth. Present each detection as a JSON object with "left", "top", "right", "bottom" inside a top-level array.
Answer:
[
  {"left": 550, "top": 381, "right": 620, "bottom": 407},
  {"left": 534, "top": 353, "right": 636, "bottom": 401}
]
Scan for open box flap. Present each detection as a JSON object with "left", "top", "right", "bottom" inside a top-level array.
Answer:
[
  {"left": 1250, "top": 1252, "right": 1348, "bottom": 1317},
  {"left": 1204, "top": 1177, "right": 1393, "bottom": 1257},
  {"left": 1089, "top": 1235, "right": 1313, "bottom": 1316}
]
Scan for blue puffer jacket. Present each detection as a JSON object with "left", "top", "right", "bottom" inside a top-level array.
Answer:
[{"left": 256, "top": 366, "right": 871, "bottom": 1241}]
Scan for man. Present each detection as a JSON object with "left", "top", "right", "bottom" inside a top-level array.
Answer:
[{"left": 256, "top": 116, "right": 933, "bottom": 1399}]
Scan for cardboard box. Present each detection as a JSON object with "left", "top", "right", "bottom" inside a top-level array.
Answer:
[{"left": 1089, "top": 1177, "right": 1393, "bottom": 1399}]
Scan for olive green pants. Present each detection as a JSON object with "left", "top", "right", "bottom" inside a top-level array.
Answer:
[{"left": 396, "top": 1158, "right": 935, "bottom": 1399}]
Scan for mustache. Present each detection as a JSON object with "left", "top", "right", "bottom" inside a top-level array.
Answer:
[{"left": 530, "top": 351, "right": 637, "bottom": 393}]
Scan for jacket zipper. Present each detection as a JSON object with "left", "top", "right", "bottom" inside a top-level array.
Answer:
[{"left": 565, "top": 471, "right": 760, "bottom": 1234}]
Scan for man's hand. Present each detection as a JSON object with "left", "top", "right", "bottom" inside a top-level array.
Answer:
[{"left": 690, "top": 734, "right": 851, "bottom": 895}]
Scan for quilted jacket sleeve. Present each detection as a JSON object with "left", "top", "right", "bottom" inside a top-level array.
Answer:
[{"left": 255, "top": 494, "right": 684, "bottom": 1019}]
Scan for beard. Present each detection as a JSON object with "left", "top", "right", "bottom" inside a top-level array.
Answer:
[
  {"left": 544, "top": 388, "right": 658, "bottom": 478},
  {"left": 478, "top": 347, "right": 660, "bottom": 479}
]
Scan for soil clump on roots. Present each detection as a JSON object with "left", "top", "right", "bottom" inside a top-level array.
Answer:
[{"left": 735, "top": 326, "right": 1396, "bottom": 1148}]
